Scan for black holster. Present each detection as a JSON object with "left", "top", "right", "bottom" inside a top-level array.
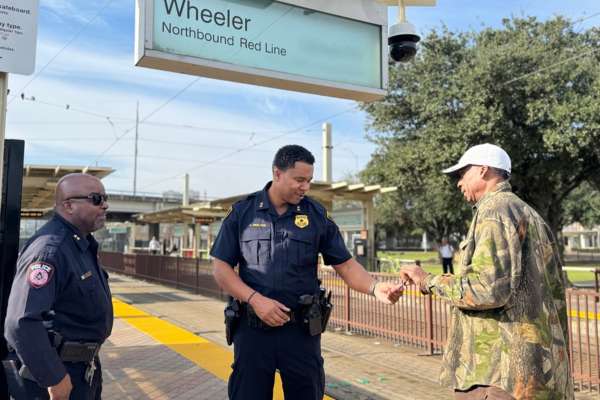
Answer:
[
  {"left": 2, "top": 353, "right": 31, "bottom": 399},
  {"left": 299, "top": 284, "right": 333, "bottom": 336},
  {"left": 224, "top": 297, "right": 241, "bottom": 346}
]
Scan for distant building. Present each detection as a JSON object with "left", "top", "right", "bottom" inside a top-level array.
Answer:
[{"left": 563, "top": 223, "right": 600, "bottom": 250}]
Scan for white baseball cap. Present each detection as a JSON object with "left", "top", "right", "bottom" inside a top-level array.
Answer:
[{"left": 442, "top": 143, "right": 511, "bottom": 175}]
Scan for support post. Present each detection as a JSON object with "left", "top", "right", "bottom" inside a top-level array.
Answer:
[
  {"left": 424, "top": 294, "right": 434, "bottom": 355},
  {"left": 0, "top": 73, "right": 8, "bottom": 211},
  {"left": 183, "top": 173, "right": 190, "bottom": 206},
  {"left": 362, "top": 199, "right": 376, "bottom": 270},
  {"left": 133, "top": 101, "right": 139, "bottom": 196},
  {"left": 344, "top": 285, "right": 351, "bottom": 332},
  {"left": 193, "top": 221, "right": 200, "bottom": 258},
  {"left": 322, "top": 123, "right": 332, "bottom": 183}
]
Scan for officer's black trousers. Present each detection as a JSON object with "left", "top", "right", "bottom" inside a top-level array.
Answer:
[
  {"left": 5, "top": 357, "right": 102, "bottom": 400},
  {"left": 229, "top": 316, "right": 324, "bottom": 400}
]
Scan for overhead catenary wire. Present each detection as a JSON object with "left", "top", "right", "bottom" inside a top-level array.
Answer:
[
  {"left": 91, "top": 5, "right": 296, "bottom": 166},
  {"left": 8, "top": 0, "right": 116, "bottom": 105},
  {"left": 138, "top": 105, "right": 358, "bottom": 190},
  {"left": 501, "top": 46, "right": 600, "bottom": 86}
]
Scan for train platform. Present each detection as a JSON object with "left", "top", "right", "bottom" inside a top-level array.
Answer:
[{"left": 100, "top": 274, "right": 598, "bottom": 400}]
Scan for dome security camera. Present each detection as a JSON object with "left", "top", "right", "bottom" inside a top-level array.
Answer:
[{"left": 388, "top": 21, "right": 420, "bottom": 63}]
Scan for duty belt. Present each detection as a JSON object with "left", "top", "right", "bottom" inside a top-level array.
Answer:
[
  {"left": 59, "top": 341, "right": 101, "bottom": 363},
  {"left": 7, "top": 340, "right": 102, "bottom": 386},
  {"left": 243, "top": 303, "right": 299, "bottom": 330}
]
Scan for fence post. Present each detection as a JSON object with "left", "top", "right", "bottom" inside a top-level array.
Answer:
[
  {"left": 344, "top": 284, "right": 351, "bottom": 332},
  {"left": 176, "top": 257, "right": 180, "bottom": 288},
  {"left": 195, "top": 258, "right": 200, "bottom": 295},
  {"left": 424, "top": 293, "right": 434, "bottom": 355}
]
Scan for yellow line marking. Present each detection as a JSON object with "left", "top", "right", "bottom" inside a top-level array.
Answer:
[
  {"left": 112, "top": 298, "right": 334, "bottom": 400},
  {"left": 569, "top": 310, "right": 600, "bottom": 320}
]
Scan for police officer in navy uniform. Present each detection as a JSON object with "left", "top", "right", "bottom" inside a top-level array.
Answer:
[
  {"left": 4, "top": 173, "right": 113, "bottom": 400},
  {"left": 211, "top": 145, "right": 403, "bottom": 400}
]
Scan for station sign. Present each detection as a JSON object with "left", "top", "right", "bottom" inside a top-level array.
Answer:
[
  {"left": 0, "top": 0, "right": 39, "bottom": 75},
  {"left": 135, "top": 0, "right": 388, "bottom": 101}
]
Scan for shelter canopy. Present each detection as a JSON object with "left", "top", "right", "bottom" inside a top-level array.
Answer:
[
  {"left": 209, "top": 180, "right": 398, "bottom": 210},
  {"left": 136, "top": 203, "right": 227, "bottom": 225},
  {"left": 21, "top": 165, "right": 113, "bottom": 214}
]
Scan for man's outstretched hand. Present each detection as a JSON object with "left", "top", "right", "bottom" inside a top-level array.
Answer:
[
  {"left": 374, "top": 281, "right": 404, "bottom": 304},
  {"left": 400, "top": 264, "right": 429, "bottom": 288}
]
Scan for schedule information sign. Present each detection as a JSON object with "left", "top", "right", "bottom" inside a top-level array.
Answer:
[
  {"left": 136, "top": 0, "right": 387, "bottom": 101},
  {"left": 0, "top": 0, "right": 39, "bottom": 75}
]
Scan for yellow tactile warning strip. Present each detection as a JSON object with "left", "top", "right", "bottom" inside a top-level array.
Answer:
[{"left": 112, "top": 298, "right": 335, "bottom": 400}]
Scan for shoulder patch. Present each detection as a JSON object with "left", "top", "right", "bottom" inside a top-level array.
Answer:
[
  {"left": 224, "top": 206, "right": 233, "bottom": 220},
  {"left": 28, "top": 262, "right": 54, "bottom": 289},
  {"left": 326, "top": 210, "right": 335, "bottom": 222}
]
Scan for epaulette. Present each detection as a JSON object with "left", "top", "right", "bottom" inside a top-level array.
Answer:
[{"left": 225, "top": 194, "right": 257, "bottom": 220}]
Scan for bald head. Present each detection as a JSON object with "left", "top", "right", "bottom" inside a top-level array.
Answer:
[
  {"left": 55, "top": 173, "right": 103, "bottom": 205},
  {"left": 55, "top": 173, "right": 108, "bottom": 235}
]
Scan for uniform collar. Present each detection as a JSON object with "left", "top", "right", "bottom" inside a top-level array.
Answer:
[
  {"left": 257, "top": 181, "right": 307, "bottom": 215},
  {"left": 53, "top": 213, "right": 95, "bottom": 252},
  {"left": 473, "top": 180, "right": 512, "bottom": 210},
  {"left": 256, "top": 182, "right": 272, "bottom": 211}
]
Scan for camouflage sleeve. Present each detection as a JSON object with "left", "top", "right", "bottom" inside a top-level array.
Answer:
[{"left": 422, "top": 217, "right": 520, "bottom": 310}]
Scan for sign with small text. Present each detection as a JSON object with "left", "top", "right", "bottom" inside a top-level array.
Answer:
[{"left": 0, "top": 0, "right": 39, "bottom": 75}]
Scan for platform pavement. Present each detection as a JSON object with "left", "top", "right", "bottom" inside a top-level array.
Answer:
[{"left": 100, "top": 274, "right": 599, "bottom": 400}]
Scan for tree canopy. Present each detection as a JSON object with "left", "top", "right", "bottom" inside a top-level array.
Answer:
[{"left": 361, "top": 16, "right": 600, "bottom": 242}]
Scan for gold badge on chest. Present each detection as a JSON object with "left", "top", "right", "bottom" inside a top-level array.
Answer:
[{"left": 295, "top": 214, "right": 309, "bottom": 229}]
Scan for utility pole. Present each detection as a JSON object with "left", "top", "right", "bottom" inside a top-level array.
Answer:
[{"left": 133, "top": 101, "right": 139, "bottom": 196}]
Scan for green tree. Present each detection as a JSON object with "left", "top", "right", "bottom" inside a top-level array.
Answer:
[
  {"left": 563, "top": 182, "right": 600, "bottom": 228},
  {"left": 362, "top": 17, "right": 600, "bottom": 242}
]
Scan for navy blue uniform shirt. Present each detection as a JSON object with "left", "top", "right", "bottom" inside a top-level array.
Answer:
[
  {"left": 210, "top": 182, "right": 351, "bottom": 307},
  {"left": 4, "top": 213, "right": 113, "bottom": 387}
]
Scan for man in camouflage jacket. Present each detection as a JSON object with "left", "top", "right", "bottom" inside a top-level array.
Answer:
[{"left": 401, "top": 144, "right": 574, "bottom": 400}]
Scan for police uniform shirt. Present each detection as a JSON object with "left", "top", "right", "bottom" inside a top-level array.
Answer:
[
  {"left": 4, "top": 213, "right": 113, "bottom": 388},
  {"left": 210, "top": 182, "right": 351, "bottom": 307}
]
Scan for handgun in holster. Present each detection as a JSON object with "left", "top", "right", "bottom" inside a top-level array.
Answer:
[
  {"left": 3, "top": 329, "right": 66, "bottom": 397},
  {"left": 299, "top": 294, "right": 323, "bottom": 336},
  {"left": 319, "top": 288, "right": 333, "bottom": 334},
  {"left": 224, "top": 296, "right": 241, "bottom": 346}
]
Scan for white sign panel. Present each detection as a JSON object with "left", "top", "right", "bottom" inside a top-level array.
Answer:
[{"left": 0, "top": 0, "right": 39, "bottom": 75}]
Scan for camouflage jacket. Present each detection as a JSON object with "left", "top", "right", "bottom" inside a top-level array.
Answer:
[{"left": 423, "top": 182, "right": 574, "bottom": 399}]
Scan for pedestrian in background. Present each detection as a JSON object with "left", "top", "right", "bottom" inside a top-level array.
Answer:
[
  {"left": 148, "top": 236, "right": 160, "bottom": 255},
  {"left": 438, "top": 238, "right": 454, "bottom": 274}
]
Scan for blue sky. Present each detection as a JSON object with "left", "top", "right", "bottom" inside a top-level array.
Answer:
[{"left": 6, "top": 0, "right": 599, "bottom": 198}]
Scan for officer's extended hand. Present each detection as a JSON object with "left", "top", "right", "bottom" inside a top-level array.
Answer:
[
  {"left": 250, "top": 293, "right": 291, "bottom": 327},
  {"left": 48, "top": 373, "right": 72, "bottom": 400},
  {"left": 374, "top": 282, "right": 404, "bottom": 304},
  {"left": 400, "top": 264, "right": 429, "bottom": 287}
]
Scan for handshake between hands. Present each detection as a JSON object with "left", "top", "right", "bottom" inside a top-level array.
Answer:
[{"left": 373, "top": 263, "right": 429, "bottom": 305}]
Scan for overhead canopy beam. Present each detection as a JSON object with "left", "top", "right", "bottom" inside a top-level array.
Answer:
[{"left": 21, "top": 164, "right": 113, "bottom": 214}]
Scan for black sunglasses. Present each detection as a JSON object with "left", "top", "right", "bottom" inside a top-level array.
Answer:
[{"left": 66, "top": 192, "right": 108, "bottom": 206}]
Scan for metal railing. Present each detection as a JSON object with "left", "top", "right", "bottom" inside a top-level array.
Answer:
[
  {"left": 100, "top": 252, "right": 226, "bottom": 300},
  {"left": 100, "top": 252, "right": 600, "bottom": 393}
]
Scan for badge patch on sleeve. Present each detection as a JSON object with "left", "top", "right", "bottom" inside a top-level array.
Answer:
[{"left": 28, "top": 262, "right": 54, "bottom": 289}]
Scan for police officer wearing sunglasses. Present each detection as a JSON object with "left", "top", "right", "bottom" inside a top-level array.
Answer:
[{"left": 4, "top": 173, "right": 113, "bottom": 400}]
